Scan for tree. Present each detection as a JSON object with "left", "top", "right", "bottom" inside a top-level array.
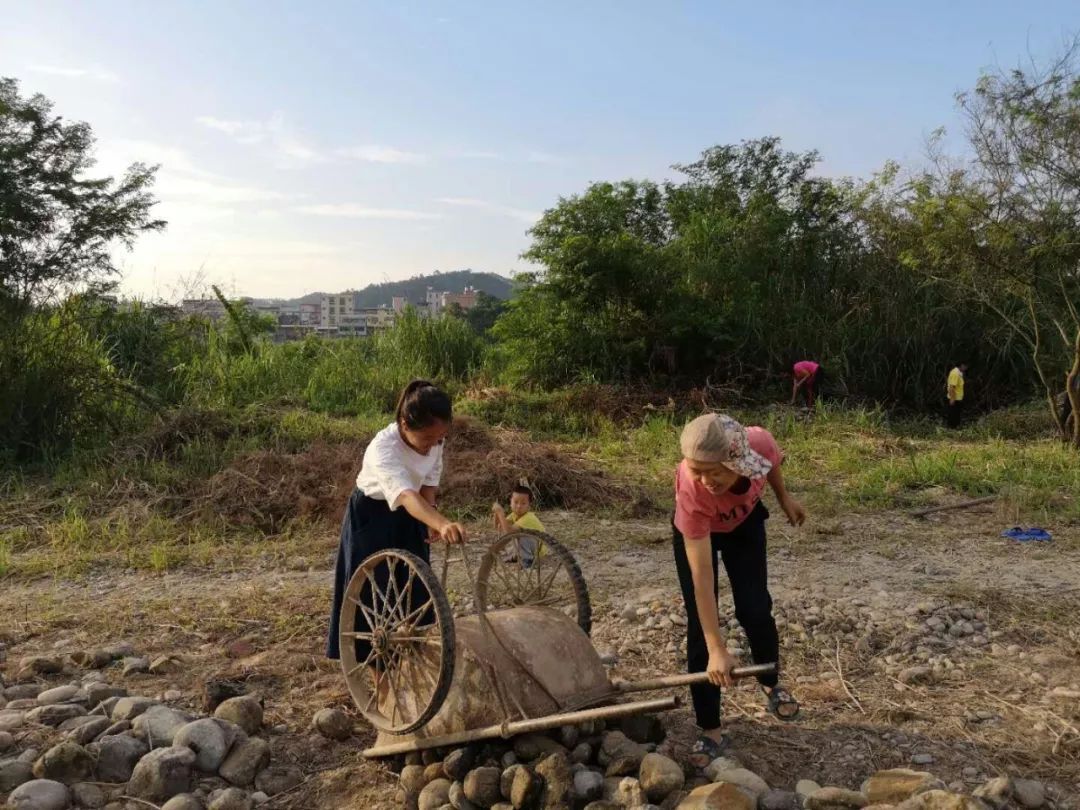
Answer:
[
  {"left": 463, "top": 291, "right": 506, "bottom": 336},
  {"left": 0, "top": 77, "right": 164, "bottom": 317}
]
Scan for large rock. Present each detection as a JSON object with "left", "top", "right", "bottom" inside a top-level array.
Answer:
[
  {"left": 512, "top": 734, "right": 565, "bottom": 763},
  {"left": 133, "top": 706, "right": 192, "bottom": 749},
  {"left": 127, "top": 746, "right": 197, "bottom": 801},
  {"left": 463, "top": 766, "right": 501, "bottom": 807},
  {"left": 619, "top": 714, "right": 666, "bottom": 745},
  {"left": 676, "top": 782, "right": 757, "bottom": 810},
  {"left": 32, "top": 742, "right": 93, "bottom": 785},
  {"left": 36, "top": 686, "right": 81, "bottom": 706},
  {"left": 7, "top": 779, "right": 71, "bottom": 810},
  {"left": 111, "top": 697, "right": 159, "bottom": 722},
  {"left": 18, "top": 656, "right": 64, "bottom": 677},
  {"left": 174, "top": 719, "right": 230, "bottom": 773},
  {"left": 1012, "top": 779, "right": 1045, "bottom": 809},
  {"left": 162, "top": 796, "right": 205, "bottom": 810},
  {"left": 27, "top": 705, "right": 87, "bottom": 727},
  {"left": 64, "top": 717, "right": 111, "bottom": 745},
  {"left": 760, "top": 789, "right": 798, "bottom": 810},
  {"left": 640, "top": 753, "right": 684, "bottom": 802},
  {"left": 0, "top": 758, "right": 35, "bottom": 792},
  {"left": 598, "top": 731, "right": 647, "bottom": 770},
  {"left": 70, "top": 650, "right": 114, "bottom": 670},
  {"left": 219, "top": 737, "right": 271, "bottom": 787},
  {"left": 5, "top": 685, "right": 44, "bottom": 701},
  {"left": 253, "top": 765, "right": 303, "bottom": 797},
  {"left": 214, "top": 697, "right": 263, "bottom": 736},
  {"left": 71, "top": 781, "right": 105, "bottom": 808},
  {"left": 311, "top": 708, "right": 351, "bottom": 741},
  {"left": 574, "top": 770, "right": 604, "bottom": 803},
  {"left": 121, "top": 657, "right": 150, "bottom": 677},
  {"left": 896, "top": 791, "right": 990, "bottom": 810},
  {"left": 535, "top": 752, "right": 572, "bottom": 809},
  {"left": 972, "top": 777, "right": 1011, "bottom": 809},
  {"left": 95, "top": 720, "right": 132, "bottom": 741},
  {"left": 805, "top": 787, "right": 870, "bottom": 810},
  {"left": 91, "top": 734, "right": 150, "bottom": 783},
  {"left": 442, "top": 747, "right": 476, "bottom": 782},
  {"left": 208, "top": 787, "right": 253, "bottom": 810},
  {"left": 401, "top": 764, "right": 428, "bottom": 797},
  {"left": 708, "top": 768, "right": 768, "bottom": 798},
  {"left": 510, "top": 766, "right": 541, "bottom": 807},
  {"left": 0, "top": 710, "right": 27, "bottom": 732},
  {"left": 0, "top": 730, "right": 14, "bottom": 752},
  {"left": 419, "top": 778, "right": 452, "bottom": 810},
  {"left": 863, "top": 770, "right": 946, "bottom": 805},
  {"left": 85, "top": 684, "right": 127, "bottom": 710}
]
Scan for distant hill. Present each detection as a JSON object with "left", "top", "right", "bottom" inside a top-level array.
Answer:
[{"left": 277, "top": 270, "right": 514, "bottom": 308}]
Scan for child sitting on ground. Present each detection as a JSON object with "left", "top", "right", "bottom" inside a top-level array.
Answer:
[{"left": 492, "top": 484, "right": 545, "bottom": 565}]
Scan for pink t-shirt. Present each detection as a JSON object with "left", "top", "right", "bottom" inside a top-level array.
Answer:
[
  {"left": 793, "top": 361, "right": 819, "bottom": 379},
  {"left": 673, "top": 427, "right": 784, "bottom": 537}
]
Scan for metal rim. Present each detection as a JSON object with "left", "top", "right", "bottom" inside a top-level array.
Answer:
[
  {"left": 339, "top": 549, "right": 455, "bottom": 734},
  {"left": 474, "top": 529, "right": 592, "bottom": 635}
]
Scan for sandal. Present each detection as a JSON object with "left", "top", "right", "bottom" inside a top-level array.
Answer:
[
  {"left": 689, "top": 733, "right": 732, "bottom": 769},
  {"left": 763, "top": 685, "right": 800, "bottom": 720}
]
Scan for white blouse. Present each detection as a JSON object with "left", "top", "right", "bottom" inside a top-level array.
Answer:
[{"left": 355, "top": 422, "right": 443, "bottom": 509}]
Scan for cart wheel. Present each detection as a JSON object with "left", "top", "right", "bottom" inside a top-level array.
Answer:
[
  {"left": 474, "top": 530, "right": 592, "bottom": 635},
  {"left": 338, "top": 549, "right": 455, "bottom": 734}
]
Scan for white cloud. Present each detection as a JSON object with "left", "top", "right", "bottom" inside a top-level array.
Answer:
[
  {"left": 28, "top": 64, "right": 120, "bottom": 83},
  {"left": 437, "top": 197, "right": 540, "bottom": 224},
  {"left": 336, "top": 145, "right": 428, "bottom": 164},
  {"left": 295, "top": 204, "right": 441, "bottom": 220},
  {"left": 196, "top": 113, "right": 326, "bottom": 166},
  {"left": 525, "top": 150, "right": 566, "bottom": 165}
]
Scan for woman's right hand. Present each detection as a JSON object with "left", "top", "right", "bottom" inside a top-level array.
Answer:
[
  {"left": 706, "top": 646, "right": 737, "bottom": 687},
  {"left": 437, "top": 521, "right": 467, "bottom": 545}
]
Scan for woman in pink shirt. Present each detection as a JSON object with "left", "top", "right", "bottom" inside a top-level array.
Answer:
[
  {"left": 791, "top": 360, "right": 821, "bottom": 408},
  {"left": 673, "top": 413, "right": 806, "bottom": 764}
]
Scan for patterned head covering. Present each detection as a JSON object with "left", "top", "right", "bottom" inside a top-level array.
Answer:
[{"left": 680, "top": 413, "right": 773, "bottom": 479}]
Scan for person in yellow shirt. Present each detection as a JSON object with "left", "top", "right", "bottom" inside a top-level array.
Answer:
[
  {"left": 946, "top": 363, "right": 968, "bottom": 428},
  {"left": 492, "top": 485, "right": 545, "bottom": 565}
]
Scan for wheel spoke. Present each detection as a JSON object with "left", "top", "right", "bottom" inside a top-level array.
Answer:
[
  {"left": 399, "top": 597, "right": 434, "bottom": 628},
  {"left": 341, "top": 631, "right": 376, "bottom": 640}
]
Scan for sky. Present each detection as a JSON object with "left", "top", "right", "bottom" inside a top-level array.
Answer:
[{"left": 2, "top": 2, "right": 1077, "bottom": 301}]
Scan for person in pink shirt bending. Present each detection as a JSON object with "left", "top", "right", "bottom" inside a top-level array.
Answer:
[
  {"left": 673, "top": 413, "right": 806, "bottom": 765},
  {"left": 791, "top": 360, "right": 822, "bottom": 408}
]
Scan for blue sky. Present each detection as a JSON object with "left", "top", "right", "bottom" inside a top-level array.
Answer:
[{"left": 2, "top": 2, "right": 1076, "bottom": 300}]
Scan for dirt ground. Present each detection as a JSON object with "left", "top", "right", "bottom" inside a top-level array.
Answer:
[{"left": 2, "top": 499, "right": 1078, "bottom": 808}]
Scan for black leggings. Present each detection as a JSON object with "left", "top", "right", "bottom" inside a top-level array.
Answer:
[{"left": 672, "top": 502, "right": 780, "bottom": 730}]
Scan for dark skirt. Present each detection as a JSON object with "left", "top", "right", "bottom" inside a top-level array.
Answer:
[{"left": 326, "top": 488, "right": 430, "bottom": 660}]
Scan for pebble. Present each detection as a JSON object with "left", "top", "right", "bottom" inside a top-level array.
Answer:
[
  {"left": 122, "top": 657, "right": 151, "bottom": 677},
  {"left": 7, "top": 779, "right": 71, "bottom": 810},
  {"left": 214, "top": 696, "right": 263, "bottom": 736},
  {"left": 312, "top": 707, "right": 351, "bottom": 741},
  {"left": 911, "top": 753, "right": 935, "bottom": 766},
  {"left": 36, "top": 685, "right": 81, "bottom": 706}
]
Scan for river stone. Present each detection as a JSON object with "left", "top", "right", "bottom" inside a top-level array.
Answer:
[
  {"left": 512, "top": 733, "right": 565, "bottom": 762},
  {"left": 121, "top": 657, "right": 150, "bottom": 677},
  {"left": 85, "top": 684, "right": 127, "bottom": 710},
  {"left": 65, "top": 716, "right": 110, "bottom": 745},
  {"left": 18, "top": 656, "right": 64, "bottom": 677},
  {"left": 311, "top": 707, "right": 351, "bottom": 741},
  {"left": 93, "top": 734, "right": 149, "bottom": 782},
  {"left": 5, "top": 685, "right": 44, "bottom": 701},
  {"left": 510, "top": 765, "right": 541, "bottom": 807},
  {"left": 442, "top": 747, "right": 476, "bottom": 781},
  {"left": 761, "top": 789, "right": 798, "bottom": 810},
  {"left": 214, "top": 697, "right": 263, "bottom": 736},
  {"left": 36, "top": 686, "right": 81, "bottom": 706},
  {"left": 805, "top": 787, "right": 870, "bottom": 809},
  {"left": 419, "top": 778, "right": 452, "bottom": 810},
  {"left": 219, "top": 737, "right": 270, "bottom": 786},
  {"left": 27, "top": 705, "right": 87, "bottom": 727},
  {"left": 174, "top": 719, "right": 230, "bottom": 773},
  {"left": 7, "top": 779, "right": 71, "bottom": 810},
  {"left": 0, "top": 759, "right": 35, "bottom": 792},
  {"left": 253, "top": 765, "right": 303, "bottom": 796},
  {"left": 863, "top": 770, "right": 947, "bottom": 804},
  {"left": 0, "top": 730, "right": 14, "bottom": 752},
  {"left": 598, "top": 731, "right": 646, "bottom": 770},
  {"left": 32, "top": 742, "right": 94, "bottom": 784},
  {"left": 208, "top": 787, "right": 253, "bottom": 810},
  {"left": 128, "top": 745, "right": 197, "bottom": 801},
  {"left": 1012, "top": 779, "right": 1045, "bottom": 809},
  {"left": 463, "top": 766, "right": 501, "bottom": 807},
  {"left": 112, "top": 697, "right": 158, "bottom": 722},
  {"left": 639, "top": 753, "right": 684, "bottom": 802},
  {"left": 603, "top": 776, "right": 645, "bottom": 807},
  {"left": 401, "top": 764, "right": 427, "bottom": 796},
  {"left": 618, "top": 714, "right": 665, "bottom": 745},
  {"left": 0, "top": 710, "right": 27, "bottom": 732},
  {"left": 709, "top": 768, "right": 768, "bottom": 797},
  {"left": 535, "top": 752, "right": 572, "bottom": 809},
  {"left": 95, "top": 720, "right": 132, "bottom": 740},
  {"left": 71, "top": 650, "right": 114, "bottom": 670},
  {"left": 71, "top": 782, "right": 106, "bottom": 808},
  {"left": 972, "top": 777, "right": 1012, "bottom": 808},
  {"left": 675, "top": 781, "right": 757, "bottom": 809},
  {"left": 134, "top": 705, "right": 192, "bottom": 749},
  {"left": 424, "top": 763, "right": 446, "bottom": 784},
  {"left": 162, "top": 796, "right": 204, "bottom": 810},
  {"left": 574, "top": 770, "right": 604, "bottom": 802}
]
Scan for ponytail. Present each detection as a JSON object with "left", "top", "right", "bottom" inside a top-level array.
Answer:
[{"left": 395, "top": 379, "right": 453, "bottom": 430}]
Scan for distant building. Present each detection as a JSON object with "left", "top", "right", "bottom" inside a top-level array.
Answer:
[
  {"left": 423, "top": 285, "right": 479, "bottom": 317},
  {"left": 181, "top": 297, "right": 253, "bottom": 321},
  {"left": 320, "top": 292, "right": 356, "bottom": 328}
]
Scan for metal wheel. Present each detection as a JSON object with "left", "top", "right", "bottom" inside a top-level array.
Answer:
[
  {"left": 474, "top": 530, "right": 592, "bottom": 635},
  {"left": 338, "top": 549, "right": 455, "bottom": 734}
]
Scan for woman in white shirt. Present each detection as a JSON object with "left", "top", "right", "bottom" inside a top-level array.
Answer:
[{"left": 326, "top": 379, "right": 467, "bottom": 660}]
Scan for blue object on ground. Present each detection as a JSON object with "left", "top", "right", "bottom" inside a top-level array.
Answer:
[{"left": 1001, "top": 526, "right": 1052, "bottom": 542}]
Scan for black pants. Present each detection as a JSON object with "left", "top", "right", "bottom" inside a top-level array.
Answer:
[
  {"left": 326, "top": 489, "right": 429, "bottom": 660},
  {"left": 946, "top": 399, "right": 964, "bottom": 428},
  {"left": 672, "top": 502, "right": 779, "bottom": 730}
]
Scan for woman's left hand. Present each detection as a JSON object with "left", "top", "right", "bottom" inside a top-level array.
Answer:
[{"left": 780, "top": 496, "right": 807, "bottom": 527}]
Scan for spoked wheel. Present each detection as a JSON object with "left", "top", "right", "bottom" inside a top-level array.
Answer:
[
  {"left": 474, "top": 530, "right": 592, "bottom": 635},
  {"left": 338, "top": 549, "right": 455, "bottom": 734}
]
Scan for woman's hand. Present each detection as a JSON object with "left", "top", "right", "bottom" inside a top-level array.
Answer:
[
  {"left": 706, "top": 646, "right": 738, "bottom": 687},
  {"left": 780, "top": 495, "right": 806, "bottom": 527},
  {"left": 437, "top": 520, "right": 467, "bottom": 544}
]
